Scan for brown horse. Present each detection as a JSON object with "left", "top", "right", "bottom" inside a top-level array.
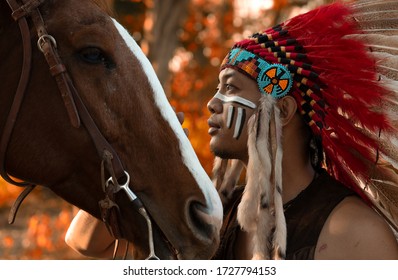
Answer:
[{"left": 0, "top": 0, "right": 222, "bottom": 259}]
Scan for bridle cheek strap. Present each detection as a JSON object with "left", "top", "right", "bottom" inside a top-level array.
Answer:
[
  {"left": 8, "top": 0, "right": 43, "bottom": 20},
  {"left": 1, "top": 0, "right": 80, "bottom": 183},
  {"left": 1, "top": 0, "right": 81, "bottom": 226},
  {"left": 31, "top": 1, "right": 81, "bottom": 128},
  {"left": 1, "top": 0, "right": 40, "bottom": 225},
  {"left": 1, "top": 0, "right": 35, "bottom": 187}
]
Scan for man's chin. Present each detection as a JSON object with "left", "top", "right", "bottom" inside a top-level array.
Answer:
[
  {"left": 210, "top": 138, "right": 241, "bottom": 159},
  {"left": 210, "top": 147, "right": 234, "bottom": 160}
]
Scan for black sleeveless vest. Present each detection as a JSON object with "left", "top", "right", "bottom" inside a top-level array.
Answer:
[{"left": 212, "top": 169, "right": 356, "bottom": 260}]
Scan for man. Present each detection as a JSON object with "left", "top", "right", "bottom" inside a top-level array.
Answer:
[{"left": 209, "top": 0, "right": 398, "bottom": 259}]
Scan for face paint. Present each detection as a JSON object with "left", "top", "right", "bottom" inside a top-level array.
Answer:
[
  {"left": 233, "top": 107, "right": 246, "bottom": 139},
  {"left": 214, "top": 92, "right": 257, "bottom": 109},
  {"left": 214, "top": 92, "right": 255, "bottom": 139},
  {"left": 226, "top": 106, "right": 234, "bottom": 128}
]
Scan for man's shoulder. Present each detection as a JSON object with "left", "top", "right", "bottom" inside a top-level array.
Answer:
[{"left": 314, "top": 196, "right": 398, "bottom": 259}]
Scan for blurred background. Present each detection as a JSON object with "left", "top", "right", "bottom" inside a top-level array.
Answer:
[{"left": 0, "top": 0, "right": 339, "bottom": 259}]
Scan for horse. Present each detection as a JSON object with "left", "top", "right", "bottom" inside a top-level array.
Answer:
[{"left": 0, "top": 0, "right": 222, "bottom": 260}]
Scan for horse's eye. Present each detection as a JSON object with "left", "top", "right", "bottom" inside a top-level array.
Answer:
[
  {"left": 79, "top": 47, "right": 104, "bottom": 63},
  {"left": 79, "top": 47, "right": 115, "bottom": 69}
]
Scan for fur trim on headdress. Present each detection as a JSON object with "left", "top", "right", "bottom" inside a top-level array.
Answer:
[
  {"left": 213, "top": 157, "right": 245, "bottom": 205},
  {"left": 212, "top": 157, "right": 228, "bottom": 193},
  {"left": 237, "top": 95, "right": 286, "bottom": 259}
]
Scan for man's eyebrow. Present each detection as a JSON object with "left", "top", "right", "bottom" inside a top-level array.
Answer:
[{"left": 219, "top": 71, "right": 236, "bottom": 82}]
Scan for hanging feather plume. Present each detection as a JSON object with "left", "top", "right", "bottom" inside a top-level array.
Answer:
[
  {"left": 212, "top": 157, "right": 245, "bottom": 206},
  {"left": 252, "top": 98, "right": 276, "bottom": 260},
  {"left": 236, "top": 95, "right": 287, "bottom": 260},
  {"left": 237, "top": 96, "right": 275, "bottom": 259},
  {"left": 270, "top": 104, "right": 286, "bottom": 260},
  {"left": 237, "top": 100, "right": 274, "bottom": 232},
  {"left": 212, "top": 157, "right": 228, "bottom": 193}
]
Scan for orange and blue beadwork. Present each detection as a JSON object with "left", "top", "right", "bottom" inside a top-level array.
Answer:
[{"left": 221, "top": 48, "right": 293, "bottom": 98}]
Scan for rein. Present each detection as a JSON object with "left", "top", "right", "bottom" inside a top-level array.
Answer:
[{"left": 1, "top": 0, "right": 166, "bottom": 260}]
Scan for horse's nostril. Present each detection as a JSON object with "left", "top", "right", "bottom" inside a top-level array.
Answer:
[{"left": 187, "top": 201, "right": 219, "bottom": 243}]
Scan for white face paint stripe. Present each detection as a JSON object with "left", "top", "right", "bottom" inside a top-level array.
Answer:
[
  {"left": 233, "top": 107, "right": 243, "bottom": 139},
  {"left": 226, "top": 106, "right": 234, "bottom": 128},
  {"left": 111, "top": 19, "right": 222, "bottom": 218},
  {"left": 233, "top": 107, "right": 246, "bottom": 139},
  {"left": 214, "top": 92, "right": 257, "bottom": 109}
]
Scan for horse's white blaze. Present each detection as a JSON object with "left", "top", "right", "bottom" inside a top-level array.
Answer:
[{"left": 112, "top": 19, "right": 222, "bottom": 225}]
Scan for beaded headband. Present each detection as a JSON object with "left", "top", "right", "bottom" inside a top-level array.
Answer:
[{"left": 220, "top": 48, "right": 293, "bottom": 98}]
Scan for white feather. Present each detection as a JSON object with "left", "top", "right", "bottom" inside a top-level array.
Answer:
[
  {"left": 237, "top": 114, "right": 263, "bottom": 231},
  {"left": 271, "top": 106, "right": 287, "bottom": 259}
]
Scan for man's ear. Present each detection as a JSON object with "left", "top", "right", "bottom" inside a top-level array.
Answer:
[{"left": 277, "top": 96, "right": 297, "bottom": 125}]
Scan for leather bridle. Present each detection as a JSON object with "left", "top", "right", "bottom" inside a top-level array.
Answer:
[{"left": 1, "top": 0, "right": 165, "bottom": 260}]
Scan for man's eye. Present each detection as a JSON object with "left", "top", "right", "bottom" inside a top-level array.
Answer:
[{"left": 226, "top": 84, "right": 234, "bottom": 91}]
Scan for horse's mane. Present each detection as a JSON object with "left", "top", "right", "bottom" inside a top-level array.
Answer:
[
  {"left": 43, "top": 0, "right": 115, "bottom": 17},
  {"left": 91, "top": 0, "right": 115, "bottom": 17}
]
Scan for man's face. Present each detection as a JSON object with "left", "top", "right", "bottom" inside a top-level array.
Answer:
[{"left": 207, "top": 68, "right": 261, "bottom": 163}]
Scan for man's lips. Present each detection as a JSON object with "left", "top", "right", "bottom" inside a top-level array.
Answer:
[{"left": 207, "top": 119, "right": 220, "bottom": 135}]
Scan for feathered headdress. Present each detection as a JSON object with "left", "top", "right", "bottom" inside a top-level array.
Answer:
[{"left": 215, "top": 0, "right": 398, "bottom": 259}]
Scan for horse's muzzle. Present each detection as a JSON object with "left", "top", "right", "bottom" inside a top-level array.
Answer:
[{"left": 184, "top": 200, "right": 222, "bottom": 259}]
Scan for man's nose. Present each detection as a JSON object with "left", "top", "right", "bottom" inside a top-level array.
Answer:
[{"left": 207, "top": 97, "right": 223, "bottom": 114}]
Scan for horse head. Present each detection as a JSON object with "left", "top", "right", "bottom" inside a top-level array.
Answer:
[{"left": 0, "top": 0, "right": 222, "bottom": 259}]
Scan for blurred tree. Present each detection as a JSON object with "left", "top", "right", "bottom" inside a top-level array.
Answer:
[{"left": 148, "top": 0, "right": 191, "bottom": 93}]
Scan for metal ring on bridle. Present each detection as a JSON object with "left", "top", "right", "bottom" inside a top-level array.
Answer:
[
  {"left": 37, "top": 34, "right": 57, "bottom": 53},
  {"left": 106, "top": 171, "right": 160, "bottom": 260},
  {"left": 106, "top": 171, "right": 139, "bottom": 201}
]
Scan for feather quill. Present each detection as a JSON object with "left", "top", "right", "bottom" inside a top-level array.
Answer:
[{"left": 346, "top": 34, "right": 398, "bottom": 55}]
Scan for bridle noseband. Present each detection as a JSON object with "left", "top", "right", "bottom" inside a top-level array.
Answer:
[{"left": 1, "top": 0, "right": 168, "bottom": 260}]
